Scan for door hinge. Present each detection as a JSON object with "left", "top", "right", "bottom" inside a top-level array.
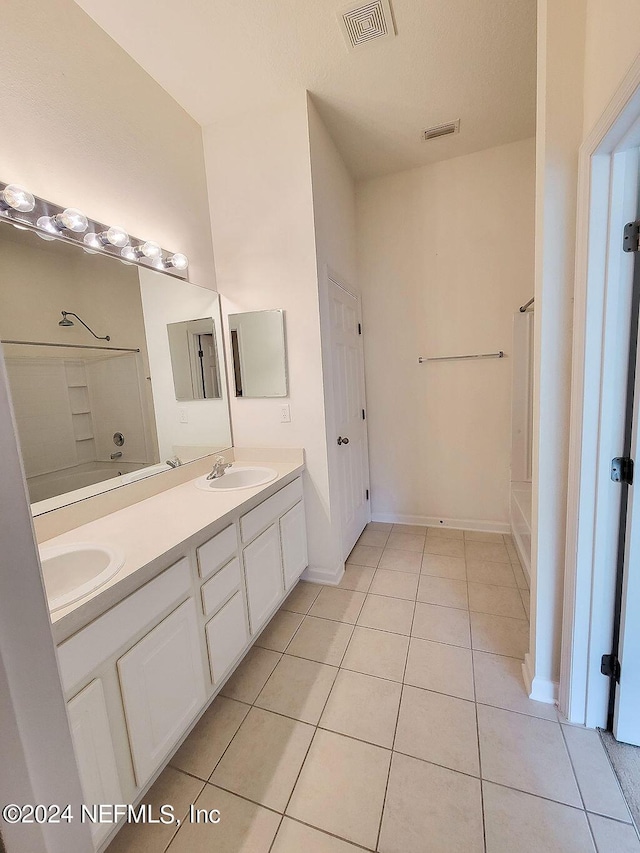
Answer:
[
  {"left": 362, "top": 408, "right": 366, "bottom": 420},
  {"left": 366, "top": 489, "right": 369, "bottom": 500},
  {"left": 601, "top": 653, "right": 621, "bottom": 682},
  {"left": 611, "top": 456, "right": 634, "bottom": 485},
  {"left": 358, "top": 323, "right": 362, "bottom": 335},
  {"left": 623, "top": 221, "right": 640, "bottom": 253}
]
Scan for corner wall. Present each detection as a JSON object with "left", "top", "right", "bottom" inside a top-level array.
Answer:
[{"left": 356, "top": 139, "right": 536, "bottom": 529}]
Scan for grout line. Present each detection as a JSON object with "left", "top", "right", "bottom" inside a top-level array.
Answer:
[
  {"left": 161, "top": 773, "right": 208, "bottom": 852},
  {"left": 470, "top": 570, "right": 489, "bottom": 853}
]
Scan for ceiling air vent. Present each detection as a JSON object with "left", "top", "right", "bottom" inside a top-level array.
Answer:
[
  {"left": 422, "top": 120, "right": 461, "bottom": 142},
  {"left": 338, "top": 0, "right": 396, "bottom": 50}
]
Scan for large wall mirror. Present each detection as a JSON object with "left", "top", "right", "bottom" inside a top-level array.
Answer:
[
  {"left": 229, "top": 309, "right": 288, "bottom": 398},
  {"left": 0, "top": 221, "right": 232, "bottom": 515}
]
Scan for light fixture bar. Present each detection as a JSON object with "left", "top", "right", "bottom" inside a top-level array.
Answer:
[{"left": 0, "top": 179, "right": 189, "bottom": 280}]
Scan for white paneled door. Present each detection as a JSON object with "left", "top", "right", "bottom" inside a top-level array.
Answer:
[{"left": 326, "top": 278, "right": 371, "bottom": 559}]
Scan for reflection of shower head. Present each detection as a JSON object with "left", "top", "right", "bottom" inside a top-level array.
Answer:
[{"left": 58, "top": 311, "right": 110, "bottom": 341}]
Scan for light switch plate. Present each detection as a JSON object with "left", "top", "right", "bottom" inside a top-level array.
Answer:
[
  {"left": 280, "top": 404, "right": 291, "bottom": 423},
  {"left": 179, "top": 408, "right": 188, "bottom": 424}
]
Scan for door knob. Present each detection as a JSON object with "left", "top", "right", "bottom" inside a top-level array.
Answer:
[{"left": 337, "top": 436, "right": 350, "bottom": 445}]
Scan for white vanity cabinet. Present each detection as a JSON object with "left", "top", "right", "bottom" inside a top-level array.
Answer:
[
  {"left": 280, "top": 500, "right": 309, "bottom": 590},
  {"left": 243, "top": 524, "right": 284, "bottom": 634},
  {"left": 117, "top": 598, "right": 207, "bottom": 787}
]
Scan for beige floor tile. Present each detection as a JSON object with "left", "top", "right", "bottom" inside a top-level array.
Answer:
[
  {"left": 369, "top": 568, "right": 419, "bottom": 600},
  {"left": 387, "top": 532, "right": 425, "bottom": 552},
  {"left": 171, "top": 696, "right": 250, "bottom": 780},
  {"left": 478, "top": 704, "right": 582, "bottom": 806},
  {"left": 342, "top": 625, "right": 409, "bottom": 682},
  {"left": 357, "top": 528, "right": 390, "bottom": 548},
  {"left": 405, "top": 638, "right": 474, "bottom": 700},
  {"left": 255, "top": 654, "right": 338, "bottom": 725},
  {"left": 426, "top": 526, "right": 464, "bottom": 539},
  {"left": 287, "top": 729, "right": 391, "bottom": 849},
  {"left": 255, "top": 610, "right": 304, "bottom": 652},
  {"left": 309, "top": 587, "right": 366, "bottom": 624},
  {"left": 336, "top": 564, "right": 375, "bottom": 592},
  {"left": 107, "top": 767, "right": 203, "bottom": 853},
  {"left": 483, "top": 782, "right": 594, "bottom": 853},
  {"left": 421, "top": 553, "right": 467, "bottom": 580},
  {"left": 320, "top": 668, "right": 402, "bottom": 748},
  {"left": 412, "top": 602, "right": 471, "bottom": 648},
  {"left": 392, "top": 523, "right": 427, "bottom": 535},
  {"left": 357, "top": 594, "right": 414, "bottom": 635},
  {"left": 423, "top": 537, "right": 465, "bottom": 558},
  {"left": 221, "top": 647, "right": 282, "bottom": 704},
  {"left": 210, "top": 707, "right": 314, "bottom": 812},
  {"left": 394, "top": 685, "right": 479, "bottom": 776},
  {"left": 366, "top": 521, "right": 393, "bottom": 533},
  {"left": 347, "top": 544, "right": 383, "bottom": 567},
  {"left": 286, "top": 615, "right": 353, "bottom": 666},
  {"left": 166, "top": 784, "right": 280, "bottom": 853},
  {"left": 281, "top": 581, "right": 322, "bottom": 614},
  {"left": 588, "top": 814, "right": 640, "bottom": 853},
  {"left": 379, "top": 752, "right": 484, "bottom": 853},
  {"left": 465, "top": 540, "right": 510, "bottom": 563},
  {"left": 417, "top": 576, "right": 468, "bottom": 609},
  {"left": 562, "top": 724, "right": 631, "bottom": 821},
  {"left": 473, "top": 651, "right": 557, "bottom": 720},
  {"left": 468, "top": 582, "right": 527, "bottom": 619},
  {"left": 378, "top": 548, "right": 422, "bottom": 573},
  {"left": 520, "top": 587, "right": 531, "bottom": 619},
  {"left": 464, "top": 530, "right": 505, "bottom": 542},
  {"left": 470, "top": 612, "right": 529, "bottom": 658},
  {"left": 511, "top": 560, "right": 530, "bottom": 589},
  {"left": 466, "top": 560, "right": 517, "bottom": 587},
  {"left": 272, "top": 818, "right": 365, "bottom": 853}
]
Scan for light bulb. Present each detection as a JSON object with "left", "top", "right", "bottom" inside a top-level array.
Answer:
[
  {"left": 121, "top": 246, "right": 137, "bottom": 262},
  {"left": 167, "top": 252, "right": 188, "bottom": 270},
  {"left": 83, "top": 233, "right": 101, "bottom": 249},
  {"left": 1, "top": 184, "right": 35, "bottom": 213},
  {"left": 36, "top": 231, "right": 56, "bottom": 242},
  {"left": 101, "top": 225, "right": 129, "bottom": 248},
  {"left": 36, "top": 215, "right": 58, "bottom": 234},
  {"left": 55, "top": 207, "right": 88, "bottom": 233},
  {"left": 140, "top": 240, "right": 162, "bottom": 260}
]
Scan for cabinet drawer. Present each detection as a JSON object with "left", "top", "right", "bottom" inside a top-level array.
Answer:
[
  {"left": 201, "top": 558, "right": 241, "bottom": 617},
  {"left": 197, "top": 524, "right": 238, "bottom": 580},
  {"left": 118, "top": 599, "right": 207, "bottom": 787},
  {"left": 240, "top": 478, "right": 303, "bottom": 543},
  {"left": 58, "top": 558, "right": 192, "bottom": 694},
  {"left": 205, "top": 592, "right": 249, "bottom": 684}
]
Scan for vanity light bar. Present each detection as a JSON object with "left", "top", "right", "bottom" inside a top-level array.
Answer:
[{"left": 0, "top": 180, "right": 189, "bottom": 280}]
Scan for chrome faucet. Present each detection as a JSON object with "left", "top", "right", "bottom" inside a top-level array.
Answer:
[
  {"left": 110, "top": 451, "right": 123, "bottom": 460},
  {"left": 206, "top": 456, "right": 232, "bottom": 480},
  {"left": 166, "top": 457, "right": 183, "bottom": 468}
]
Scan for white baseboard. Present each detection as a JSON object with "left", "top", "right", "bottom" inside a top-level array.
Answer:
[
  {"left": 522, "top": 653, "right": 558, "bottom": 705},
  {"left": 301, "top": 563, "right": 345, "bottom": 586},
  {"left": 371, "top": 512, "right": 510, "bottom": 534}
]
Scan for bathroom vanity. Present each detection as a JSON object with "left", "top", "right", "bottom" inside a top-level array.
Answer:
[{"left": 45, "top": 457, "right": 307, "bottom": 848}]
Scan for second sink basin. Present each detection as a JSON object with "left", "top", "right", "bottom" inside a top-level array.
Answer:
[
  {"left": 39, "top": 543, "right": 125, "bottom": 613},
  {"left": 195, "top": 466, "right": 278, "bottom": 491}
]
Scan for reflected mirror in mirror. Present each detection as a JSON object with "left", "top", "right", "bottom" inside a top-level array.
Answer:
[
  {"left": 0, "top": 221, "right": 232, "bottom": 514},
  {"left": 229, "top": 309, "right": 288, "bottom": 398},
  {"left": 167, "top": 318, "right": 221, "bottom": 401}
]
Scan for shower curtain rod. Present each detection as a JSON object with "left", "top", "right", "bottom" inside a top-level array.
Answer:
[
  {"left": 519, "top": 297, "right": 535, "bottom": 312},
  {"left": 1, "top": 339, "right": 140, "bottom": 353},
  {"left": 418, "top": 351, "right": 504, "bottom": 363}
]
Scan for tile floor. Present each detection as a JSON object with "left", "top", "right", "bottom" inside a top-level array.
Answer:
[{"left": 107, "top": 524, "right": 640, "bottom": 853}]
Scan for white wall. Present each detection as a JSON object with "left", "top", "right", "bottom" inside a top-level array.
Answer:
[
  {"left": 356, "top": 139, "right": 535, "bottom": 529},
  {"left": 204, "top": 94, "right": 341, "bottom": 578}
]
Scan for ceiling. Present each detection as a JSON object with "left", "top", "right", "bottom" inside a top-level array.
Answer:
[{"left": 73, "top": 0, "right": 536, "bottom": 180}]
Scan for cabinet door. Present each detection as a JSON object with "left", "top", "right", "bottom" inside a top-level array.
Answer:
[
  {"left": 117, "top": 599, "right": 206, "bottom": 787},
  {"left": 205, "top": 591, "right": 249, "bottom": 684},
  {"left": 280, "top": 500, "right": 308, "bottom": 590},
  {"left": 243, "top": 524, "right": 283, "bottom": 634},
  {"left": 67, "top": 679, "right": 122, "bottom": 847}
]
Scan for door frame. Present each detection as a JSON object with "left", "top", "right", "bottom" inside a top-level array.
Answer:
[
  {"left": 319, "top": 267, "right": 371, "bottom": 563},
  {"left": 561, "top": 53, "right": 640, "bottom": 728}
]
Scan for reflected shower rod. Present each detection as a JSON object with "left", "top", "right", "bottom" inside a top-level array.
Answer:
[
  {"left": 1, "top": 340, "right": 140, "bottom": 353},
  {"left": 418, "top": 351, "right": 505, "bottom": 363}
]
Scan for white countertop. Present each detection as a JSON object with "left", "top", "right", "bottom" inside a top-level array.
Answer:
[{"left": 47, "top": 455, "right": 304, "bottom": 643}]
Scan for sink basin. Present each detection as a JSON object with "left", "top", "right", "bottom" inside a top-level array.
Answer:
[
  {"left": 195, "top": 466, "right": 278, "bottom": 492},
  {"left": 39, "top": 543, "right": 125, "bottom": 613}
]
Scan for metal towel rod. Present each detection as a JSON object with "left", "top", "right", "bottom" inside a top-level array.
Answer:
[
  {"left": 519, "top": 297, "right": 534, "bottom": 312},
  {"left": 1, "top": 339, "right": 140, "bottom": 353},
  {"left": 418, "top": 351, "right": 505, "bottom": 363}
]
